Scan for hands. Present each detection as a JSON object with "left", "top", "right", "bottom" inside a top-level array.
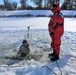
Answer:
[{"left": 49, "top": 32, "right": 53, "bottom": 36}]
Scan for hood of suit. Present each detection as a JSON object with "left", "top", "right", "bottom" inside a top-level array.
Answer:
[{"left": 51, "top": 3, "right": 60, "bottom": 13}]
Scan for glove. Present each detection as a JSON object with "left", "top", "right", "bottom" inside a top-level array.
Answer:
[{"left": 49, "top": 32, "right": 53, "bottom": 36}]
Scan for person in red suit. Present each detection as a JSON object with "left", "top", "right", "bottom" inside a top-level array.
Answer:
[{"left": 48, "top": 3, "right": 64, "bottom": 61}]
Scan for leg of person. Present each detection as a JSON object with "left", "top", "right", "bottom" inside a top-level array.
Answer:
[
  {"left": 20, "top": 53, "right": 27, "bottom": 57},
  {"left": 50, "top": 32, "right": 62, "bottom": 61},
  {"left": 49, "top": 35, "right": 56, "bottom": 57},
  {"left": 50, "top": 35, "right": 54, "bottom": 48}
]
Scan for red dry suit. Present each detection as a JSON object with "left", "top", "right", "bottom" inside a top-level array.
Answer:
[{"left": 48, "top": 3, "right": 64, "bottom": 55}]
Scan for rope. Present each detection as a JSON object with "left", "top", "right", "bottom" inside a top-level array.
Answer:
[
  {"left": 56, "top": 61, "right": 63, "bottom": 75},
  {"left": 41, "top": 60, "right": 63, "bottom": 75},
  {"left": 42, "top": 66, "right": 58, "bottom": 75}
]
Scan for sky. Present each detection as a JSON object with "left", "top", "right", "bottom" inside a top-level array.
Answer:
[
  {"left": 0, "top": 0, "right": 20, "bottom": 4},
  {"left": 0, "top": 0, "right": 20, "bottom": 6},
  {"left": 0, "top": 0, "right": 35, "bottom": 7},
  {"left": 0, "top": 0, "right": 64, "bottom": 7}
]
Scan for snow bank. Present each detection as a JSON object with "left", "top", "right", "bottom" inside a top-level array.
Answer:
[{"left": 0, "top": 10, "right": 76, "bottom": 17}]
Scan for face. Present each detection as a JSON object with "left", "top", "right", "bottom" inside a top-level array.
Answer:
[
  {"left": 51, "top": 6, "right": 56, "bottom": 10},
  {"left": 23, "top": 42, "right": 28, "bottom": 45}
]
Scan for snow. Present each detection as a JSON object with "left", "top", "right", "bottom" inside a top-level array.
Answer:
[
  {"left": 0, "top": 10, "right": 76, "bottom": 75},
  {"left": 0, "top": 10, "right": 52, "bottom": 16},
  {"left": 0, "top": 10, "right": 76, "bottom": 17}
]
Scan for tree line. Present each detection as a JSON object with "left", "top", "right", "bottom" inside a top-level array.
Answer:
[{"left": 0, "top": 0, "right": 76, "bottom": 10}]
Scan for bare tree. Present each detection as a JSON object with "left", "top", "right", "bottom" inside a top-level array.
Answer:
[
  {"left": 20, "top": 0, "right": 27, "bottom": 10},
  {"left": 71, "top": 0, "right": 76, "bottom": 10},
  {"left": 31, "top": 0, "right": 43, "bottom": 9},
  {"left": 12, "top": 2, "right": 17, "bottom": 10},
  {"left": 0, "top": 5, "right": 5, "bottom": 10},
  {"left": 44, "top": 0, "right": 59, "bottom": 9},
  {"left": 44, "top": 0, "right": 51, "bottom": 9},
  {"left": 4, "top": 0, "right": 9, "bottom": 10},
  {"left": 61, "top": 0, "right": 76, "bottom": 10},
  {"left": 4, "top": 0, "right": 17, "bottom": 10}
]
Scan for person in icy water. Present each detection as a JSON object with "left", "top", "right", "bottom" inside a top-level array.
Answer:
[
  {"left": 48, "top": 2, "right": 64, "bottom": 61},
  {"left": 18, "top": 40, "right": 30, "bottom": 58}
]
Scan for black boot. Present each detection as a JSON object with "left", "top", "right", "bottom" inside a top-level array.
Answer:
[
  {"left": 50, "top": 55, "right": 59, "bottom": 62},
  {"left": 48, "top": 50, "right": 56, "bottom": 57}
]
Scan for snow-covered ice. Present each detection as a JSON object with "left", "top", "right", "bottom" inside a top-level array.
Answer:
[{"left": 0, "top": 10, "right": 76, "bottom": 75}]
